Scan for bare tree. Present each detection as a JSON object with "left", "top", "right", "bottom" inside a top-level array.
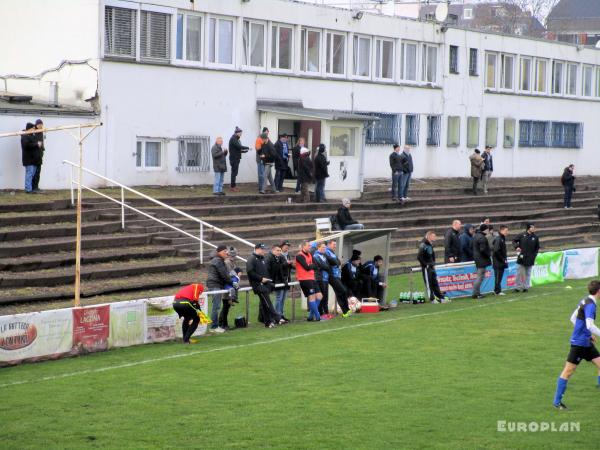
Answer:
[{"left": 496, "top": 0, "right": 559, "bottom": 24}]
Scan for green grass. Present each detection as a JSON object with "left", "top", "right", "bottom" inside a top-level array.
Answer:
[{"left": 1, "top": 276, "right": 599, "bottom": 449}]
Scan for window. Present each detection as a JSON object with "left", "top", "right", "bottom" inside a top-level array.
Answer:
[
  {"left": 271, "top": 24, "right": 293, "bottom": 70},
  {"left": 449, "top": 45, "right": 459, "bottom": 74},
  {"left": 243, "top": 20, "right": 265, "bottom": 68},
  {"left": 486, "top": 53, "right": 497, "bottom": 89},
  {"left": 352, "top": 35, "right": 371, "bottom": 77},
  {"left": 520, "top": 57, "right": 531, "bottom": 91},
  {"left": 326, "top": 32, "right": 345, "bottom": 75},
  {"left": 426, "top": 115, "right": 441, "bottom": 146},
  {"left": 401, "top": 42, "right": 418, "bottom": 81},
  {"left": 535, "top": 59, "right": 547, "bottom": 93},
  {"left": 177, "top": 136, "right": 211, "bottom": 172},
  {"left": 375, "top": 38, "right": 394, "bottom": 79},
  {"left": 519, "top": 120, "right": 550, "bottom": 147},
  {"left": 301, "top": 28, "right": 320, "bottom": 73},
  {"left": 405, "top": 114, "right": 420, "bottom": 145},
  {"left": 330, "top": 127, "right": 356, "bottom": 156},
  {"left": 209, "top": 17, "right": 234, "bottom": 65},
  {"left": 552, "top": 61, "right": 564, "bottom": 94},
  {"left": 469, "top": 48, "right": 478, "bottom": 76},
  {"left": 551, "top": 122, "right": 583, "bottom": 148},
  {"left": 176, "top": 13, "right": 202, "bottom": 62},
  {"left": 566, "top": 63, "right": 578, "bottom": 96},
  {"left": 104, "top": 6, "right": 137, "bottom": 59},
  {"left": 447, "top": 116, "right": 460, "bottom": 147},
  {"left": 421, "top": 44, "right": 437, "bottom": 83},
  {"left": 486, "top": 118, "right": 498, "bottom": 147},
  {"left": 503, "top": 118, "right": 515, "bottom": 148},
  {"left": 583, "top": 66, "right": 593, "bottom": 97},
  {"left": 136, "top": 140, "right": 162, "bottom": 169},
  {"left": 365, "top": 114, "right": 400, "bottom": 145},
  {"left": 467, "top": 117, "right": 479, "bottom": 148},
  {"left": 140, "top": 11, "right": 171, "bottom": 62},
  {"left": 464, "top": 8, "right": 473, "bottom": 19},
  {"left": 500, "top": 54, "right": 514, "bottom": 90}
]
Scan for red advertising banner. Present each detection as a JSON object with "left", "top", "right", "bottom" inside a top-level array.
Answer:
[{"left": 72, "top": 305, "right": 110, "bottom": 353}]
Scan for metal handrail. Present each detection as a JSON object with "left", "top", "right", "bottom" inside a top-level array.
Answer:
[{"left": 63, "top": 160, "right": 254, "bottom": 263}]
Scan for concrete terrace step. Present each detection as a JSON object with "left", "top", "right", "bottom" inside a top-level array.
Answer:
[
  {"left": 0, "top": 206, "right": 120, "bottom": 227},
  {"left": 0, "top": 257, "right": 197, "bottom": 288}
]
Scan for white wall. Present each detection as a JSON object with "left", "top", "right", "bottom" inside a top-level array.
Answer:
[{"left": 0, "top": 114, "right": 102, "bottom": 190}]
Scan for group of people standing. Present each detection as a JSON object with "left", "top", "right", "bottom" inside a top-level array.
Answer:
[
  {"left": 469, "top": 146, "right": 494, "bottom": 195},
  {"left": 211, "top": 126, "right": 330, "bottom": 202},
  {"left": 389, "top": 144, "right": 414, "bottom": 203},
  {"left": 20, "top": 119, "right": 45, "bottom": 194}
]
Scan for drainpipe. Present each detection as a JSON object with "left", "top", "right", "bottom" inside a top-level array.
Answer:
[{"left": 358, "top": 122, "right": 368, "bottom": 195}]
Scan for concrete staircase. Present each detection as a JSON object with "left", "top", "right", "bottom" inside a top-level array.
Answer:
[{"left": 1, "top": 177, "right": 599, "bottom": 308}]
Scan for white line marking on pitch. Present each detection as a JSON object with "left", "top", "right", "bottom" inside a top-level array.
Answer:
[{"left": 0, "top": 292, "right": 552, "bottom": 389}]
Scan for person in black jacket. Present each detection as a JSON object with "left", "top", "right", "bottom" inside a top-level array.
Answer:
[
  {"left": 246, "top": 243, "right": 283, "bottom": 327},
  {"left": 492, "top": 225, "right": 509, "bottom": 295},
  {"left": 417, "top": 231, "right": 448, "bottom": 303},
  {"left": 266, "top": 245, "right": 290, "bottom": 321},
  {"left": 228, "top": 126, "right": 249, "bottom": 192},
  {"left": 206, "top": 245, "right": 231, "bottom": 333},
  {"left": 211, "top": 136, "right": 228, "bottom": 196},
  {"left": 512, "top": 223, "right": 540, "bottom": 292},
  {"left": 459, "top": 223, "right": 475, "bottom": 262},
  {"left": 292, "top": 137, "right": 304, "bottom": 193},
  {"left": 21, "top": 122, "right": 41, "bottom": 194},
  {"left": 313, "top": 241, "right": 332, "bottom": 315},
  {"left": 341, "top": 250, "right": 363, "bottom": 298},
  {"left": 389, "top": 144, "right": 402, "bottom": 202},
  {"left": 33, "top": 119, "right": 45, "bottom": 192},
  {"left": 273, "top": 134, "right": 290, "bottom": 192},
  {"left": 472, "top": 224, "right": 492, "bottom": 299},
  {"left": 314, "top": 144, "right": 330, "bottom": 203},
  {"left": 399, "top": 145, "right": 414, "bottom": 201},
  {"left": 561, "top": 164, "right": 575, "bottom": 209},
  {"left": 444, "top": 220, "right": 462, "bottom": 263},
  {"left": 336, "top": 199, "right": 364, "bottom": 230},
  {"left": 297, "top": 146, "right": 313, "bottom": 203},
  {"left": 261, "top": 136, "right": 277, "bottom": 193}
]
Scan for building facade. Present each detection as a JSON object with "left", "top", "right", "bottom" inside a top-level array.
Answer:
[
  {"left": 547, "top": 0, "right": 600, "bottom": 45},
  {"left": 1, "top": 0, "right": 600, "bottom": 195}
]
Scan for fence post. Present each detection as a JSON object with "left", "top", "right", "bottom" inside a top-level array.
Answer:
[
  {"left": 69, "top": 165, "right": 74, "bottom": 207},
  {"left": 409, "top": 269, "right": 414, "bottom": 300},
  {"left": 245, "top": 290, "right": 250, "bottom": 324},
  {"left": 291, "top": 285, "right": 296, "bottom": 322},
  {"left": 120, "top": 187, "right": 125, "bottom": 230},
  {"left": 200, "top": 223, "right": 204, "bottom": 265}
]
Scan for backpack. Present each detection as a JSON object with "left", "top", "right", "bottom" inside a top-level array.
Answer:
[{"left": 330, "top": 214, "right": 341, "bottom": 231}]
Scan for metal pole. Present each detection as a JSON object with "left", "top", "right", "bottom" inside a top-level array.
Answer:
[
  {"left": 120, "top": 187, "right": 125, "bottom": 230},
  {"left": 291, "top": 285, "right": 296, "bottom": 322},
  {"left": 245, "top": 290, "right": 250, "bottom": 324},
  {"left": 409, "top": 269, "right": 415, "bottom": 302},
  {"left": 74, "top": 126, "right": 83, "bottom": 308},
  {"left": 69, "top": 166, "right": 74, "bottom": 206},
  {"left": 200, "top": 223, "right": 204, "bottom": 264}
]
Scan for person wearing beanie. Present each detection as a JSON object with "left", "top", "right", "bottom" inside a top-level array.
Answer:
[
  {"left": 314, "top": 143, "right": 330, "bottom": 202},
  {"left": 228, "top": 126, "right": 249, "bottom": 192},
  {"left": 292, "top": 137, "right": 305, "bottom": 193},
  {"left": 389, "top": 144, "right": 402, "bottom": 202},
  {"left": 561, "top": 164, "right": 575, "bottom": 209},
  {"left": 342, "top": 250, "right": 363, "bottom": 298},
  {"left": 33, "top": 119, "right": 45, "bottom": 192},
  {"left": 470, "top": 148, "right": 484, "bottom": 195},
  {"left": 206, "top": 244, "right": 231, "bottom": 333},
  {"left": 266, "top": 244, "right": 291, "bottom": 321},
  {"left": 361, "top": 255, "right": 388, "bottom": 306},
  {"left": 260, "top": 132, "right": 278, "bottom": 193},
  {"left": 459, "top": 223, "right": 475, "bottom": 262},
  {"left": 472, "top": 224, "right": 492, "bottom": 299},
  {"left": 21, "top": 122, "right": 41, "bottom": 194},
  {"left": 211, "top": 136, "right": 228, "bottom": 196},
  {"left": 255, "top": 128, "right": 269, "bottom": 193},
  {"left": 297, "top": 146, "right": 314, "bottom": 203},
  {"left": 336, "top": 198, "right": 364, "bottom": 230},
  {"left": 173, "top": 283, "right": 208, "bottom": 344},
  {"left": 512, "top": 223, "right": 540, "bottom": 292},
  {"left": 274, "top": 133, "right": 290, "bottom": 192}
]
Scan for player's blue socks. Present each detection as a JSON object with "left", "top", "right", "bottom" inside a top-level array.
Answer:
[
  {"left": 553, "top": 377, "right": 568, "bottom": 405},
  {"left": 597, "top": 375, "right": 600, "bottom": 387}
]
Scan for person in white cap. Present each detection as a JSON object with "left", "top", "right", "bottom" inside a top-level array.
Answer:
[
  {"left": 297, "top": 146, "right": 314, "bottom": 203},
  {"left": 336, "top": 199, "right": 364, "bottom": 230}
]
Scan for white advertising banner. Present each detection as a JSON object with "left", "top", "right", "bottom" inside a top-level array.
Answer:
[
  {"left": 0, "top": 309, "right": 73, "bottom": 366},
  {"left": 563, "top": 248, "right": 599, "bottom": 280},
  {"left": 109, "top": 300, "right": 146, "bottom": 348},
  {"left": 144, "top": 294, "right": 209, "bottom": 343}
]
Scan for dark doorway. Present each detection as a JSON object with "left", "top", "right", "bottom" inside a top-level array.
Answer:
[{"left": 277, "top": 119, "right": 322, "bottom": 177}]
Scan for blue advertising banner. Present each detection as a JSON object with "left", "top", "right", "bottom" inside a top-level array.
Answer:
[{"left": 435, "top": 261, "right": 519, "bottom": 298}]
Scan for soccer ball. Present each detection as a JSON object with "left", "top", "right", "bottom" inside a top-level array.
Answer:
[{"left": 349, "top": 296, "right": 362, "bottom": 312}]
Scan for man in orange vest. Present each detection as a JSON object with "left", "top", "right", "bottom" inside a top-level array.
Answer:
[
  {"left": 173, "top": 283, "right": 208, "bottom": 344},
  {"left": 295, "top": 241, "right": 323, "bottom": 321}
]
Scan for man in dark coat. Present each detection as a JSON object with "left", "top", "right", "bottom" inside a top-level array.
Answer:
[
  {"left": 512, "top": 223, "right": 540, "bottom": 292},
  {"left": 297, "top": 146, "right": 314, "bottom": 203},
  {"left": 211, "top": 136, "right": 227, "bottom": 196},
  {"left": 33, "top": 119, "right": 45, "bottom": 192},
  {"left": 399, "top": 145, "right": 414, "bottom": 201},
  {"left": 417, "top": 231, "right": 448, "bottom": 303},
  {"left": 228, "top": 126, "right": 248, "bottom": 192},
  {"left": 459, "top": 223, "right": 475, "bottom": 262},
  {"left": 261, "top": 135, "right": 277, "bottom": 193},
  {"left": 21, "top": 122, "right": 41, "bottom": 194},
  {"left": 336, "top": 199, "right": 364, "bottom": 230},
  {"left": 246, "top": 243, "right": 282, "bottom": 327},
  {"left": 492, "top": 225, "right": 509, "bottom": 295},
  {"left": 444, "top": 220, "right": 462, "bottom": 263},
  {"left": 314, "top": 144, "right": 329, "bottom": 203},
  {"left": 481, "top": 145, "right": 494, "bottom": 194},
  {"left": 389, "top": 144, "right": 402, "bottom": 201},
  {"left": 472, "top": 224, "right": 492, "bottom": 299},
  {"left": 206, "top": 245, "right": 231, "bottom": 333},
  {"left": 561, "top": 164, "right": 575, "bottom": 209},
  {"left": 273, "top": 134, "right": 290, "bottom": 192},
  {"left": 266, "top": 244, "right": 290, "bottom": 321},
  {"left": 341, "top": 250, "right": 363, "bottom": 298},
  {"left": 292, "top": 137, "right": 305, "bottom": 193}
]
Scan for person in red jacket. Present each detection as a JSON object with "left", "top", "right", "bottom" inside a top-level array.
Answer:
[
  {"left": 173, "top": 283, "right": 208, "bottom": 344},
  {"left": 295, "top": 241, "right": 323, "bottom": 321}
]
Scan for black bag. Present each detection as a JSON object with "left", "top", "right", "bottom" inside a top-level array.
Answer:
[
  {"left": 330, "top": 215, "right": 341, "bottom": 231},
  {"left": 234, "top": 316, "right": 247, "bottom": 328}
]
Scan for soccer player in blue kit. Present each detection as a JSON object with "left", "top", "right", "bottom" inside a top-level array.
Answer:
[{"left": 553, "top": 280, "right": 600, "bottom": 410}]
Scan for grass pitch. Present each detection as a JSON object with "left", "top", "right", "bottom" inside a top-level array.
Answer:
[{"left": 1, "top": 276, "right": 599, "bottom": 449}]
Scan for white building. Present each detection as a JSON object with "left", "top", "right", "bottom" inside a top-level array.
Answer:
[{"left": 1, "top": 0, "right": 599, "bottom": 197}]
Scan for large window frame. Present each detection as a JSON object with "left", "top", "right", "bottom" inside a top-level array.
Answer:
[
  {"left": 503, "top": 118, "right": 516, "bottom": 148},
  {"left": 352, "top": 34, "right": 372, "bottom": 79},
  {"left": 552, "top": 60, "right": 564, "bottom": 95},
  {"left": 271, "top": 23, "right": 294, "bottom": 72},
  {"left": 485, "top": 118, "right": 498, "bottom": 148},
  {"left": 405, "top": 114, "right": 420, "bottom": 146},
  {"left": 519, "top": 56, "right": 532, "bottom": 92},
  {"left": 485, "top": 52, "right": 497, "bottom": 89},
  {"left": 242, "top": 19, "right": 266, "bottom": 69},
  {"left": 207, "top": 15, "right": 235, "bottom": 67},
  {"left": 176, "top": 12, "right": 203, "bottom": 64},
  {"left": 426, "top": 115, "right": 441, "bottom": 147},
  {"left": 535, "top": 58, "right": 548, "bottom": 93},
  {"left": 566, "top": 63, "right": 578, "bottom": 96},
  {"left": 582, "top": 65, "right": 594, "bottom": 97},
  {"left": 326, "top": 31, "right": 346, "bottom": 77},
  {"left": 500, "top": 54, "right": 514, "bottom": 90},
  {"left": 447, "top": 116, "right": 460, "bottom": 147},
  {"left": 104, "top": 5, "right": 137, "bottom": 60},
  {"left": 469, "top": 48, "right": 478, "bottom": 76},
  {"left": 401, "top": 41, "right": 418, "bottom": 82},
  {"left": 467, "top": 117, "right": 480, "bottom": 148},
  {"left": 374, "top": 37, "right": 394, "bottom": 81},
  {"left": 449, "top": 45, "right": 459, "bottom": 74},
  {"left": 421, "top": 44, "right": 438, "bottom": 84},
  {"left": 300, "top": 27, "right": 321, "bottom": 74},
  {"left": 136, "top": 139, "right": 164, "bottom": 171}
]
